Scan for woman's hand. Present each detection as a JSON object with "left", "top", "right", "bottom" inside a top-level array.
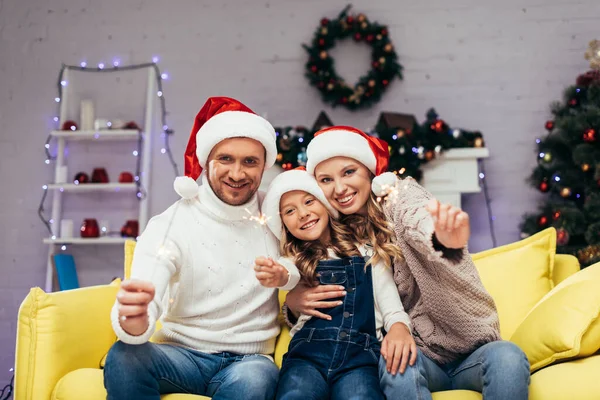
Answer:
[
  {"left": 285, "top": 283, "right": 346, "bottom": 320},
  {"left": 381, "top": 323, "right": 417, "bottom": 375},
  {"left": 426, "top": 198, "right": 470, "bottom": 249}
]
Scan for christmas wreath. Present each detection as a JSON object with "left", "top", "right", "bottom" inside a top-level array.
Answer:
[{"left": 303, "top": 6, "right": 402, "bottom": 111}]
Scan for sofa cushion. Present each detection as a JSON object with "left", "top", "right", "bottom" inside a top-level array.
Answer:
[
  {"left": 472, "top": 228, "right": 556, "bottom": 339},
  {"left": 529, "top": 354, "right": 600, "bottom": 400},
  {"left": 52, "top": 368, "right": 210, "bottom": 400},
  {"left": 510, "top": 262, "right": 600, "bottom": 372}
]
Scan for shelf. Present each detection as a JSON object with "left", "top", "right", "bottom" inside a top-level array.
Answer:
[
  {"left": 46, "top": 183, "right": 138, "bottom": 192},
  {"left": 43, "top": 237, "right": 132, "bottom": 245},
  {"left": 50, "top": 129, "right": 141, "bottom": 141}
]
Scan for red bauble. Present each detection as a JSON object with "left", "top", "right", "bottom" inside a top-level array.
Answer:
[
  {"left": 372, "top": 61, "right": 379, "bottom": 68},
  {"left": 545, "top": 121, "right": 554, "bottom": 131},
  {"left": 310, "top": 65, "right": 318, "bottom": 73},
  {"left": 538, "top": 215, "right": 548, "bottom": 227},
  {"left": 353, "top": 33, "right": 362, "bottom": 42},
  {"left": 381, "top": 28, "right": 388, "bottom": 36},
  {"left": 320, "top": 18, "right": 329, "bottom": 26},
  {"left": 382, "top": 79, "right": 389, "bottom": 86},
  {"left": 366, "top": 34, "right": 375, "bottom": 42},
  {"left": 556, "top": 228, "right": 570, "bottom": 246},
  {"left": 346, "top": 16, "right": 354, "bottom": 24},
  {"left": 119, "top": 172, "right": 134, "bottom": 183},
  {"left": 552, "top": 211, "right": 561, "bottom": 220},
  {"left": 81, "top": 219, "right": 100, "bottom": 238},
  {"left": 583, "top": 128, "right": 597, "bottom": 143},
  {"left": 121, "top": 220, "right": 139, "bottom": 238},
  {"left": 342, "top": 97, "right": 348, "bottom": 104},
  {"left": 539, "top": 181, "right": 549, "bottom": 192},
  {"left": 282, "top": 162, "right": 293, "bottom": 171},
  {"left": 74, "top": 172, "right": 89, "bottom": 184},
  {"left": 430, "top": 120, "right": 445, "bottom": 133},
  {"left": 569, "top": 98, "right": 578, "bottom": 107},
  {"left": 61, "top": 120, "right": 78, "bottom": 131},
  {"left": 317, "top": 81, "right": 325, "bottom": 89},
  {"left": 318, "top": 38, "right": 325, "bottom": 46}
]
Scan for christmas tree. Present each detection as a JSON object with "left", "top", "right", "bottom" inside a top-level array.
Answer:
[{"left": 520, "top": 40, "right": 600, "bottom": 267}]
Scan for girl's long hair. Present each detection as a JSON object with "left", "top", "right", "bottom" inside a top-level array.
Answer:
[
  {"left": 341, "top": 191, "right": 403, "bottom": 269},
  {"left": 280, "top": 217, "right": 361, "bottom": 286}
]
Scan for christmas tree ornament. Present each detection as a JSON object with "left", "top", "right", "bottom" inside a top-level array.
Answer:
[
  {"left": 557, "top": 228, "right": 570, "bottom": 246},
  {"left": 569, "top": 98, "right": 578, "bottom": 107},
  {"left": 320, "top": 18, "right": 329, "bottom": 26},
  {"left": 553, "top": 210, "right": 561, "bottom": 220},
  {"left": 399, "top": 146, "right": 406, "bottom": 155},
  {"left": 425, "top": 150, "right": 435, "bottom": 161},
  {"left": 560, "top": 187, "right": 572, "bottom": 198},
  {"left": 539, "top": 180, "right": 549, "bottom": 192},
  {"left": 545, "top": 120, "right": 554, "bottom": 131},
  {"left": 276, "top": 153, "right": 283, "bottom": 162},
  {"left": 319, "top": 51, "right": 328, "bottom": 60},
  {"left": 583, "top": 128, "right": 597, "bottom": 143},
  {"left": 584, "top": 39, "right": 600, "bottom": 70},
  {"left": 61, "top": 120, "right": 78, "bottom": 131},
  {"left": 361, "top": 22, "right": 368, "bottom": 29},
  {"left": 538, "top": 215, "right": 548, "bottom": 227},
  {"left": 297, "top": 150, "right": 308, "bottom": 166},
  {"left": 357, "top": 13, "right": 366, "bottom": 22},
  {"left": 452, "top": 129, "right": 461, "bottom": 138},
  {"left": 582, "top": 163, "right": 591, "bottom": 172},
  {"left": 543, "top": 152, "right": 553, "bottom": 163}
]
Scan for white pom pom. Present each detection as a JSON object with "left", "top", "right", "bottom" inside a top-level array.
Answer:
[
  {"left": 371, "top": 172, "right": 398, "bottom": 197},
  {"left": 173, "top": 176, "right": 199, "bottom": 199}
]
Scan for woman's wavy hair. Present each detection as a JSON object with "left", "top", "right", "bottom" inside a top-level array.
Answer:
[
  {"left": 340, "top": 189, "right": 403, "bottom": 269},
  {"left": 280, "top": 214, "right": 361, "bottom": 287}
]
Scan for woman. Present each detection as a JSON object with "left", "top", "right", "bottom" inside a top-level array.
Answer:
[{"left": 283, "top": 126, "right": 530, "bottom": 400}]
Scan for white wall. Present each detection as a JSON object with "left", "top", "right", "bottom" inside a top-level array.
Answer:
[{"left": 1, "top": 0, "right": 599, "bottom": 385}]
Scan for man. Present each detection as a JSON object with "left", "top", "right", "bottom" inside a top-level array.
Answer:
[{"left": 103, "top": 97, "right": 300, "bottom": 400}]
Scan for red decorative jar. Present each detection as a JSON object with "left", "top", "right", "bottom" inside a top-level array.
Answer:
[
  {"left": 91, "top": 168, "right": 109, "bottom": 183},
  {"left": 80, "top": 219, "right": 100, "bottom": 238}
]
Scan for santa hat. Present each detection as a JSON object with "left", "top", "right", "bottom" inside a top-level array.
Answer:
[
  {"left": 305, "top": 126, "right": 397, "bottom": 197},
  {"left": 263, "top": 167, "right": 339, "bottom": 240},
  {"left": 174, "top": 96, "right": 277, "bottom": 199}
]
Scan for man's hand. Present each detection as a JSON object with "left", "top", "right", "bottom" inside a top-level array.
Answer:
[
  {"left": 117, "top": 279, "right": 155, "bottom": 336},
  {"left": 254, "top": 257, "right": 289, "bottom": 288},
  {"left": 426, "top": 198, "right": 470, "bottom": 249},
  {"left": 286, "top": 283, "right": 346, "bottom": 321},
  {"left": 381, "top": 323, "right": 417, "bottom": 375}
]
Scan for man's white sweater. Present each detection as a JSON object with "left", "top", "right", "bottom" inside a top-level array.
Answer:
[{"left": 111, "top": 175, "right": 294, "bottom": 355}]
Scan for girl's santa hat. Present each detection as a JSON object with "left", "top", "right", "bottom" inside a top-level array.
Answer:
[
  {"left": 174, "top": 96, "right": 277, "bottom": 199},
  {"left": 263, "top": 167, "right": 339, "bottom": 240},
  {"left": 305, "top": 125, "right": 397, "bottom": 197}
]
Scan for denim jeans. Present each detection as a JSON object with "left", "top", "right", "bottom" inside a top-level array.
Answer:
[
  {"left": 103, "top": 341, "right": 279, "bottom": 400},
  {"left": 276, "top": 256, "right": 384, "bottom": 400},
  {"left": 379, "top": 341, "right": 530, "bottom": 400}
]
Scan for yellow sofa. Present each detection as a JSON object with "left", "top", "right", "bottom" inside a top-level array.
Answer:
[{"left": 14, "top": 236, "right": 600, "bottom": 400}]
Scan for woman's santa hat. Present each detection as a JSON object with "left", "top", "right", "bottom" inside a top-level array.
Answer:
[
  {"left": 173, "top": 96, "right": 277, "bottom": 199},
  {"left": 263, "top": 167, "right": 339, "bottom": 240},
  {"left": 305, "top": 126, "right": 397, "bottom": 197}
]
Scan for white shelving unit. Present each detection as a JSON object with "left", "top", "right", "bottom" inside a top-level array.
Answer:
[{"left": 43, "top": 68, "right": 157, "bottom": 292}]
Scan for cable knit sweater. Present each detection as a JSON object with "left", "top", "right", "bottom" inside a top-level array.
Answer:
[
  {"left": 385, "top": 178, "right": 501, "bottom": 364},
  {"left": 111, "top": 175, "right": 282, "bottom": 355}
]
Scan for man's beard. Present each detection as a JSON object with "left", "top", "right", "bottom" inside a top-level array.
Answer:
[{"left": 205, "top": 166, "right": 263, "bottom": 206}]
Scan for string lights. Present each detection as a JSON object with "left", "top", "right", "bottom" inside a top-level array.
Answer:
[{"left": 38, "top": 58, "right": 180, "bottom": 248}]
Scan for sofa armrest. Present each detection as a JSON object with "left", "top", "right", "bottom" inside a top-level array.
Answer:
[
  {"left": 553, "top": 254, "right": 580, "bottom": 286},
  {"left": 15, "top": 281, "right": 119, "bottom": 400},
  {"left": 530, "top": 354, "right": 600, "bottom": 400}
]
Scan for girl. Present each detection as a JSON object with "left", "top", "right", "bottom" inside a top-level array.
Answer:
[
  {"left": 255, "top": 168, "right": 415, "bottom": 400},
  {"left": 284, "top": 126, "right": 531, "bottom": 400}
]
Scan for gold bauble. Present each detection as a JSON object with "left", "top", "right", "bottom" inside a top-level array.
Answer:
[
  {"left": 376, "top": 34, "right": 382, "bottom": 40},
  {"left": 560, "top": 187, "right": 572, "bottom": 198},
  {"left": 379, "top": 57, "right": 386, "bottom": 64},
  {"left": 319, "top": 51, "right": 328, "bottom": 60},
  {"left": 327, "top": 83, "right": 334, "bottom": 90},
  {"left": 582, "top": 163, "right": 591, "bottom": 172},
  {"left": 543, "top": 152, "right": 552, "bottom": 162},
  {"left": 357, "top": 14, "right": 366, "bottom": 22},
  {"left": 276, "top": 153, "right": 283, "bottom": 162},
  {"left": 397, "top": 129, "right": 405, "bottom": 138},
  {"left": 384, "top": 43, "right": 393, "bottom": 52},
  {"left": 368, "top": 80, "right": 376, "bottom": 88},
  {"left": 321, "top": 27, "right": 328, "bottom": 35},
  {"left": 361, "top": 22, "right": 368, "bottom": 29}
]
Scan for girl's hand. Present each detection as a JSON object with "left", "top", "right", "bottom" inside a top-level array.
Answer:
[
  {"left": 254, "top": 257, "right": 289, "bottom": 288},
  {"left": 426, "top": 198, "right": 470, "bottom": 249},
  {"left": 286, "top": 283, "right": 346, "bottom": 321},
  {"left": 381, "top": 323, "right": 417, "bottom": 375}
]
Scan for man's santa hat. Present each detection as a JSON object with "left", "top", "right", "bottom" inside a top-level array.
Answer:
[
  {"left": 173, "top": 96, "right": 277, "bottom": 199},
  {"left": 263, "top": 167, "right": 338, "bottom": 240},
  {"left": 305, "top": 126, "right": 397, "bottom": 196}
]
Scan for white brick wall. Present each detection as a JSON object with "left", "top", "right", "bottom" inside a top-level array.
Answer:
[{"left": 1, "top": 0, "right": 599, "bottom": 386}]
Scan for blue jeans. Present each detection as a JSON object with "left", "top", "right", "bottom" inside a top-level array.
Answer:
[
  {"left": 379, "top": 341, "right": 530, "bottom": 400},
  {"left": 104, "top": 341, "right": 279, "bottom": 400}
]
